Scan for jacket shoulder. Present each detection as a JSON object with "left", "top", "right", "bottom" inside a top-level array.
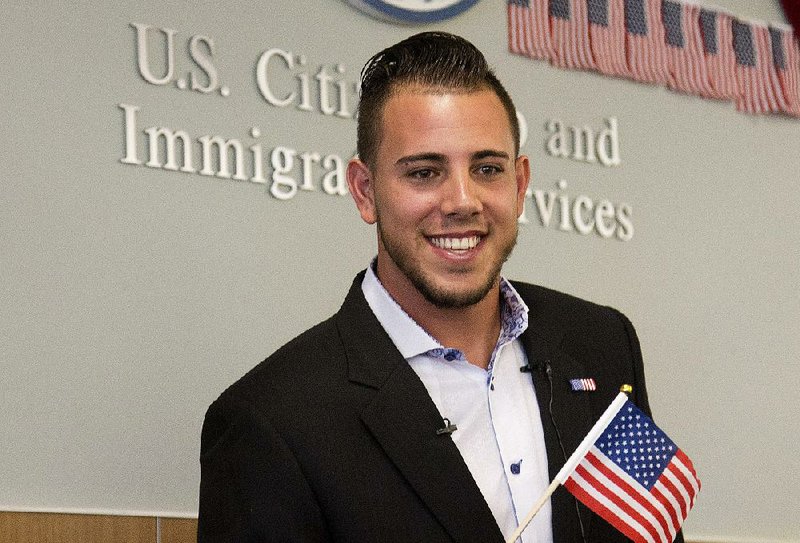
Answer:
[
  {"left": 213, "top": 315, "right": 346, "bottom": 410},
  {"left": 510, "top": 280, "right": 628, "bottom": 326}
]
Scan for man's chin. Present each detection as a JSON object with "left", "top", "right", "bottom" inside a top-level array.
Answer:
[{"left": 415, "top": 278, "right": 497, "bottom": 309}]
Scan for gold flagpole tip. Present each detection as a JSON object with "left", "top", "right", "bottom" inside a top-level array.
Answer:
[{"left": 620, "top": 384, "right": 633, "bottom": 394}]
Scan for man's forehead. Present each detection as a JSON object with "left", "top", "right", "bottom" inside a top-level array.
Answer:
[
  {"left": 379, "top": 89, "right": 513, "bottom": 143},
  {"left": 387, "top": 81, "right": 491, "bottom": 97},
  {"left": 380, "top": 86, "right": 510, "bottom": 128}
]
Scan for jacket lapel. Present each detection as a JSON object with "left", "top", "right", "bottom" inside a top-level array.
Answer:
[
  {"left": 335, "top": 273, "right": 504, "bottom": 543},
  {"left": 519, "top": 324, "right": 596, "bottom": 542}
]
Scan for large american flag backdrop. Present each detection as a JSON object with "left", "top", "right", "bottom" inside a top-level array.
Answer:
[
  {"left": 563, "top": 399, "right": 700, "bottom": 543},
  {"left": 508, "top": 0, "right": 800, "bottom": 117}
]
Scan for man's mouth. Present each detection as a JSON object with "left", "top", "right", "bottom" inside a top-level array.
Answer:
[{"left": 429, "top": 235, "right": 482, "bottom": 251}]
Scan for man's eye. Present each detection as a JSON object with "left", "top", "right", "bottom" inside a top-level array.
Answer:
[
  {"left": 477, "top": 165, "right": 502, "bottom": 176},
  {"left": 409, "top": 169, "right": 436, "bottom": 180}
]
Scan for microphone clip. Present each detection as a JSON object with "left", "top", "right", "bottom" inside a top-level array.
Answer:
[
  {"left": 520, "top": 359, "right": 549, "bottom": 374},
  {"left": 436, "top": 418, "right": 458, "bottom": 435}
]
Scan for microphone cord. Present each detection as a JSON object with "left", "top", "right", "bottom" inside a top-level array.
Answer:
[{"left": 543, "top": 361, "right": 588, "bottom": 543}]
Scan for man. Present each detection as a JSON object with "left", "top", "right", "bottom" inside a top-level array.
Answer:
[{"left": 199, "top": 32, "right": 672, "bottom": 542}]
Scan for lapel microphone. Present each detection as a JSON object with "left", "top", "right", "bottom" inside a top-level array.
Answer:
[
  {"left": 436, "top": 418, "right": 458, "bottom": 435},
  {"left": 519, "top": 359, "right": 549, "bottom": 375}
]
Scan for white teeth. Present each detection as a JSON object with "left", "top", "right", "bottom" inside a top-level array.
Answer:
[{"left": 431, "top": 236, "right": 481, "bottom": 250}]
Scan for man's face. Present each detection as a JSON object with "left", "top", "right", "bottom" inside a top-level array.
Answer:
[{"left": 348, "top": 86, "right": 530, "bottom": 309}]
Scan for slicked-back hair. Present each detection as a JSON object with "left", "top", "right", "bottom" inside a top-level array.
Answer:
[{"left": 356, "top": 32, "right": 520, "bottom": 169}]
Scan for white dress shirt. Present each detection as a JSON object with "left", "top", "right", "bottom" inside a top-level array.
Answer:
[{"left": 362, "top": 266, "right": 553, "bottom": 543}]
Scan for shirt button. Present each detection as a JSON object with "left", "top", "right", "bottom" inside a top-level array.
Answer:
[{"left": 510, "top": 460, "right": 522, "bottom": 474}]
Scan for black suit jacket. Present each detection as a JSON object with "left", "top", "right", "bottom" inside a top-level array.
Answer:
[{"left": 199, "top": 272, "right": 680, "bottom": 542}]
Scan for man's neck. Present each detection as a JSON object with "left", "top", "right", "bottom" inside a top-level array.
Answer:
[{"left": 382, "top": 276, "right": 503, "bottom": 370}]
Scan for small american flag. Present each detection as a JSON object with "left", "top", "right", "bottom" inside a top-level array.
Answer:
[
  {"left": 699, "top": 9, "right": 738, "bottom": 100},
  {"left": 563, "top": 395, "right": 700, "bottom": 543},
  {"left": 753, "top": 23, "right": 785, "bottom": 113},
  {"left": 625, "top": 0, "right": 670, "bottom": 84},
  {"left": 508, "top": 0, "right": 554, "bottom": 60},
  {"left": 663, "top": 1, "right": 714, "bottom": 97},
  {"left": 570, "top": 378, "right": 597, "bottom": 391},
  {"left": 733, "top": 20, "right": 782, "bottom": 113},
  {"left": 508, "top": 0, "right": 528, "bottom": 56},
  {"left": 550, "top": 0, "right": 596, "bottom": 70},
  {"left": 588, "top": 0, "right": 632, "bottom": 77},
  {"left": 770, "top": 25, "right": 800, "bottom": 117}
]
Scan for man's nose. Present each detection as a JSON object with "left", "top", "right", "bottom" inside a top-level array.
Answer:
[{"left": 440, "top": 170, "right": 483, "bottom": 216}]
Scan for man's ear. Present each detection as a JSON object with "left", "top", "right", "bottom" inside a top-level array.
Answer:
[
  {"left": 347, "top": 159, "right": 377, "bottom": 224},
  {"left": 514, "top": 155, "right": 531, "bottom": 218}
]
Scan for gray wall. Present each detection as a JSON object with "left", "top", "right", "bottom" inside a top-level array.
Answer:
[{"left": 2, "top": 1, "right": 798, "bottom": 540}]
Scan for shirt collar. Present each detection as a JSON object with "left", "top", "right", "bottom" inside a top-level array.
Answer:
[{"left": 361, "top": 263, "right": 529, "bottom": 361}]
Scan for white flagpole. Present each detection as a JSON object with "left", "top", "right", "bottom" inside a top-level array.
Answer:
[{"left": 505, "top": 388, "right": 632, "bottom": 543}]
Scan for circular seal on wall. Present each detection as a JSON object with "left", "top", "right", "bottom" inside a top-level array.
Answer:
[{"left": 346, "top": 0, "right": 480, "bottom": 24}]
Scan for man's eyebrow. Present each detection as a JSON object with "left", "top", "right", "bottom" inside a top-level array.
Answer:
[
  {"left": 395, "top": 153, "right": 447, "bottom": 165},
  {"left": 395, "top": 150, "right": 511, "bottom": 166},
  {"left": 472, "top": 149, "right": 511, "bottom": 161}
]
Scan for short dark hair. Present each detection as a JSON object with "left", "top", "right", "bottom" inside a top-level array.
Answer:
[{"left": 356, "top": 32, "right": 520, "bottom": 169}]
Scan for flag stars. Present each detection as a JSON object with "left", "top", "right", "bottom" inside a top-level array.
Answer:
[{"left": 601, "top": 400, "right": 683, "bottom": 488}]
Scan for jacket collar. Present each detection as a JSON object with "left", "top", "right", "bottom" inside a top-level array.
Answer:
[{"left": 518, "top": 290, "right": 596, "bottom": 541}]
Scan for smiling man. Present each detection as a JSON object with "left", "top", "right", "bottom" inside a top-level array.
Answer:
[
  {"left": 347, "top": 85, "right": 528, "bottom": 368},
  {"left": 199, "top": 32, "right": 670, "bottom": 543}
]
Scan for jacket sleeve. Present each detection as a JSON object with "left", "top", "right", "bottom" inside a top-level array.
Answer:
[{"left": 198, "top": 395, "right": 330, "bottom": 542}]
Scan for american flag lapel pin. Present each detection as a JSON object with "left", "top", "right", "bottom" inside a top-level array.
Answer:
[{"left": 569, "top": 378, "right": 597, "bottom": 392}]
